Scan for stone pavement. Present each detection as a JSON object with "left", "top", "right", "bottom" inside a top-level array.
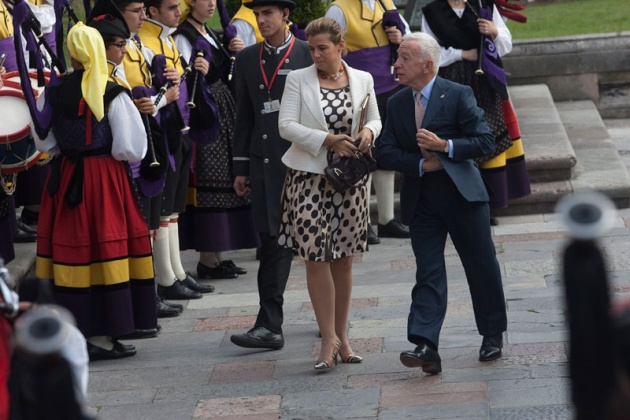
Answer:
[
  {"left": 5, "top": 118, "right": 629, "bottom": 419},
  {"left": 83, "top": 204, "right": 630, "bottom": 419}
]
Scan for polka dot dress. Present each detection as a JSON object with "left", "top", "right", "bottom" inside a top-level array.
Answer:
[{"left": 278, "top": 86, "right": 369, "bottom": 262}]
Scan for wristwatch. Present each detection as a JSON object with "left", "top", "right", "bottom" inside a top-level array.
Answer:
[{"left": 443, "top": 140, "right": 449, "bottom": 153}]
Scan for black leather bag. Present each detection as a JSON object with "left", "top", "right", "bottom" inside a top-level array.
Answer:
[{"left": 324, "top": 143, "right": 377, "bottom": 193}]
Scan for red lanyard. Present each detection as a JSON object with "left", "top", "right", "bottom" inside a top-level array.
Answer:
[{"left": 259, "top": 36, "right": 296, "bottom": 99}]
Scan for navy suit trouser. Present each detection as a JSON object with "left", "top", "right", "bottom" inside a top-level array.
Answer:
[{"left": 407, "top": 170, "right": 507, "bottom": 349}]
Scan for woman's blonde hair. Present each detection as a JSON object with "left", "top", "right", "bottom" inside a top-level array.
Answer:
[{"left": 305, "top": 17, "right": 345, "bottom": 49}]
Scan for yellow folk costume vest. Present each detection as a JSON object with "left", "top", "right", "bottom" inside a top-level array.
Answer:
[
  {"left": 122, "top": 39, "right": 152, "bottom": 88},
  {"left": 231, "top": 1, "right": 263, "bottom": 43},
  {"left": 0, "top": 2, "right": 13, "bottom": 39},
  {"left": 138, "top": 20, "right": 184, "bottom": 76},
  {"left": 330, "top": 0, "right": 395, "bottom": 52}
]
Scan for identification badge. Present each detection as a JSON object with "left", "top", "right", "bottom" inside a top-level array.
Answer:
[
  {"left": 262, "top": 99, "right": 281, "bottom": 114},
  {"left": 277, "top": 69, "right": 292, "bottom": 76}
]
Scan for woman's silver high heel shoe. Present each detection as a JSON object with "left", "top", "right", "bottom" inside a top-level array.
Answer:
[
  {"left": 340, "top": 353, "right": 363, "bottom": 364},
  {"left": 314, "top": 341, "right": 340, "bottom": 370}
]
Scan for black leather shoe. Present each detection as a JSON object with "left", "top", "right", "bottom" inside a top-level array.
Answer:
[
  {"left": 230, "top": 326, "right": 284, "bottom": 349},
  {"left": 13, "top": 221, "right": 37, "bottom": 243},
  {"left": 158, "top": 280, "right": 202, "bottom": 300},
  {"left": 367, "top": 225, "right": 380, "bottom": 245},
  {"left": 16, "top": 217, "right": 37, "bottom": 234},
  {"left": 479, "top": 334, "right": 503, "bottom": 361},
  {"left": 117, "top": 327, "right": 160, "bottom": 340},
  {"left": 197, "top": 262, "right": 238, "bottom": 280},
  {"left": 181, "top": 273, "right": 215, "bottom": 293},
  {"left": 400, "top": 344, "right": 442, "bottom": 374},
  {"left": 157, "top": 297, "right": 182, "bottom": 318},
  {"left": 87, "top": 340, "right": 137, "bottom": 361},
  {"left": 378, "top": 219, "right": 410, "bottom": 238},
  {"left": 221, "top": 260, "right": 247, "bottom": 275}
]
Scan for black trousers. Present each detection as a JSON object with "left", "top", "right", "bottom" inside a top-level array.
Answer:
[{"left": 254, "top": 233, "right": 293, "bottom": 334}]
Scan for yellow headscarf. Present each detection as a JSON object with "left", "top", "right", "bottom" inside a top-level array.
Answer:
[
  {"left": 66, "top": 22, "right": 108, "bottom": 121},
  {"left": 178, "top": 0, "right": 191, "bottom": 25}
]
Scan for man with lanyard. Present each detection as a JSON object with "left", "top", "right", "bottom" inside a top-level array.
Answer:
[
  {"left": 230, "top": 0, "right": 311, "bottom": 349},
  {"left": 139, "top": 0, "right": 214, "bottom": 303},
  {"left": 326, "top": 0, "right": 411, "bottom": 245}
]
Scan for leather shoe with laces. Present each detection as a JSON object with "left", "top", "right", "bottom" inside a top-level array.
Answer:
[
  {"left": 197, "top": 262, "right": 238, "bottom": 280},
  {"left": 181, "top": 273, "right": 214, "bottom": 293},
  {"left": 117, "top": 327, "right": 160, "bottom": 340},
  {"left": 230, "top": 326, "right": 284, "bottom": 349},
  {"left": 367, "top": 225, "right": 380, "bottom": 245},
  {"left": 157, "top": 295, "right": 182, "bottom": 318},
  {"left": 479, "top": 334, "right": 503, "bottom": 361},
  {"left": 158, "top": 280, "right": 202, "bottom": 300},
  {"left": 400, "top": 344, "right": 442, "bottom": 374},
  {"left": 221, "top": 260, "right": 247, "bottom": 275},
  {"left": 378, "top": 219, "right": 410, "bottom": 238}
]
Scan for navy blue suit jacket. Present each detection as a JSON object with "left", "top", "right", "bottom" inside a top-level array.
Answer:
[{"left": 377, "top": 76, "right": 495, "bottom": 225}]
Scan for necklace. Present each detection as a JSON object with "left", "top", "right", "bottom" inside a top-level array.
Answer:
[
  {"left": 188, "top": 15, "right": 207, "bottom": 33},
  {"left": 318, "top": 66, "right": 344, "bottom": 81}
]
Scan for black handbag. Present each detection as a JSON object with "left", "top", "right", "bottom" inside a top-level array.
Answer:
[{"left": 324, "top": 140, "right": 377, "bottom": 193}]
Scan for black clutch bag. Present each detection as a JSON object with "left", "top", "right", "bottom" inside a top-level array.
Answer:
[{"left": 324, "top": 143, "right": 377, "bottom": 193}]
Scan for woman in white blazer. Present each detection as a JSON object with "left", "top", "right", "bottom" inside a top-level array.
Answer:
[{"left": 277, "top": 17, "right": 381, "bottom": 371}]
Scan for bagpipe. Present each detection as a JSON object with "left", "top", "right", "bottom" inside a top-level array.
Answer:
[
  {"left": 463, "top": 0, "right": 508, "bottom": 99},
  {"left": 216, "top": 0, "right": 237, "bottom": 81},
  {"left": 377, "top": 0, "right": 406, "bottom": 75},
  {"left": 183, "top": 37, "right": 218, "bottom": 146},
  {"left": 556, "top": 192, "right": 630, "bottom": 417}
]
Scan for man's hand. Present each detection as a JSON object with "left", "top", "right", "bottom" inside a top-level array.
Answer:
[
  {"left": 234, "top": 176, "right": 250, "bottom": 197},
  {"left": 422, "top": 155, "right": 444, "bottom": 173},
  {"left": 384, "top": 26, "right": 403, "bottom": 44},
  {"left": 165, "top": 85, "right": 179, "bottom": 104},
  {"left": 133, "top": 97, "right": 156, "bottom": 115},
  {"left": 163, "top": 67, "right": 180, "bottom": 86},
  {"left": 417, "top": 128, "right": 448, "bottom": 153}
]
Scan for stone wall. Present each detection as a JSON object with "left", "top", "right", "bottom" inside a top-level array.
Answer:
[{"left": 503, "top": 32, "right": 630, "bottom": 118}]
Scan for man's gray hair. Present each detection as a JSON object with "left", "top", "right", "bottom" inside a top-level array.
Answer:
[{"left": 402, "top": 32, "right": 441, "bottom": 73}]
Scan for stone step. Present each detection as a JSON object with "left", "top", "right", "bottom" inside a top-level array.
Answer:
[
  {"left": 496, "top": 100, "right": 630, "bottom": 216},
  {"left": 509, "top": 84, "right": 576, "bottom": 182}
]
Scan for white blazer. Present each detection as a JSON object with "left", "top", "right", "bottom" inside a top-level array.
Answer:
[{"left": 278, "top": 62, "right": 382, "bottom": 174}]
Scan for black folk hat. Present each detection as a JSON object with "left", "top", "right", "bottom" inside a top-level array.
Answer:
[
  {"left": 87, "top": 0, "right": 131, "bottom": 38},
  {"left": 244, "top": 0, "right": 296, "bottom": 11}
]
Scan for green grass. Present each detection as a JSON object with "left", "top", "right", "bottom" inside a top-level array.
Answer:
[{"left": 506, "top": 0, "right": 630, "bottom": 39}]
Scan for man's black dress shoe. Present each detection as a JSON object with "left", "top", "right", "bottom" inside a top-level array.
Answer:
[
  {"left": 230, "top": 326, "right": 284, "bottom": 349},
  {"left": 378, "top": 219, "right": 410, "bottom": 238},
  {"left": 87, "top": 340, "right": 137, "bottom": 361},
  {"left": 17, "top": 217, "right": 37, "bottom": 233},
  {"left": 157, "top": 296, "right": 182, "bottom": 318},
  {"left": 221, "top": 260, "right": 247, "bottom": 275},
  {"left": 181, "top": 273, "right": 214, "bottom": 293},
  {"left": 158, "top": 280, "right": 202, "bottom": 300},
  {"left": 13, "top": 220, "right": 37, "bottom": 243},
  {"left": 479, "top": 334, "right": 503, "bottom": 361},
  {"left": 117, "top": 327, "right": 160, "bottom": 340},
  {"left": 367, "top": 225, "right": 380, "bottom": 245},
  {"left": 400, "top": 344, "right": 442, "bottom": 374},
  {"left": 197, "top": 262, "right": 238, "bottom": 280}
]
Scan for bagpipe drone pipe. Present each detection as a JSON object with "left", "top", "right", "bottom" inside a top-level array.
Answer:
[{"left": 557, "top": 192, "right": 630, "bottom": 419}]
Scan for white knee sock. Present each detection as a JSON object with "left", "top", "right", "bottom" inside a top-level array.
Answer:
[
  {"left": 372, "top": 170, "right": 395, "bottom": 225},
  {"left": 200, "top": 252, "right": 220, "bottom": 267},
  {"left": 154, "top": 219, "right": 176, "bottom": 287},
  {"left": 168, "top": 215, "right": 187, "bottom": 280}
]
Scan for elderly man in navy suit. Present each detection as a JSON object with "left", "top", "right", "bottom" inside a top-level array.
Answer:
[{"left": 377, "top": 32, "right": 507, "bottom": 374}]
